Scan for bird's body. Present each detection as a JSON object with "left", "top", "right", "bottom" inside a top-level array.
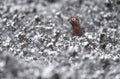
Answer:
[{"left": 72, "top": 24, "right": 83, "bottom": 36}]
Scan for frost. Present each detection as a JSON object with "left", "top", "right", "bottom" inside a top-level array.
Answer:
[
  {"left": 0, "top": 0, "right": 119, "bottom": 79},
  {"left": 41, "top": 65, "right": 55, "bottom": 78}
]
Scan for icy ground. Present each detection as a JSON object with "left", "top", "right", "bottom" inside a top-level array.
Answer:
[{"left": 0, "top": 0, "right": 120, "bottom": 79}]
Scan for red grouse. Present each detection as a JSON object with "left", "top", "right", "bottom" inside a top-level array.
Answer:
[{"left": 68, "top": 16, "right": 83, "bottom": 36}]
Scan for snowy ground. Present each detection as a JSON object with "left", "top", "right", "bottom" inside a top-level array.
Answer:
[{"left": 0, "top": 0, "right": 120, "bottom": 79}]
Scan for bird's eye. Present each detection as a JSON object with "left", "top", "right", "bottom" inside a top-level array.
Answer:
[{"left": 71, "top": 18, "right": 76, "bottom": 21}]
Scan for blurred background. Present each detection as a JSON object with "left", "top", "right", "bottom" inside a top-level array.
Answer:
[{"left": 0, "top": 0, "right": 120, "bottom": 79}]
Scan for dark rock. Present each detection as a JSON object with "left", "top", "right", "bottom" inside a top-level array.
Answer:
[
  {"left": 117, "top": 0, "right": 120, "bottom": 4},
  {"left": 33, "top": 57, "right": 37, "bottom": 60},
  {"left": 45, "top": 0, "right": 58, "bottom": 3},
  {"left": 23, "top": 51, "right": 29, "bottom": 56},
  {"left": 104, "top": 0, "right": 112, "bottom": 8},
  {"left": 102, "top": 28, "right": 107, "bottom": 33},
  {"left": 27, "top": 0, "right": 33, "bottom": 4},
  {"left": 78, "top": 0, "right": 83, "bottom": 5},
  {"left": 100, "top": 58, "right": 111, "bottom": 70},
  {"left": 18, "top": 34, "right": 27, "bottom": 42},
  {"left": 37, "top": 76, "right": 42, "bottom": 79},
  {"left": 51, "top": 73, "right": 60, "bottom": 79},
  {"left": 70, "top": 51, "right": 78, "bottom": 57},
  {"left": 13, "top": 9, "right": 18, "bottom": 14},
  {"left": 82, "top": 56, "right": 89, "bottom": 61},
  {"left": 94, "top": 20, "right": 101, "bottom": 26},
  {"left": 34, "top": 16, "right": 41, "bottom": 23},
  {"left": 114, "top": 58, "right": 120, "bottom": 63},
  {"left": 100, "top": 43, "right": 106, "bottom": 49},
  {"left": 32, "top": 7, "right": 37, "bottom": 13},
  {"left": 11, "top": 68, "right": 18, "bottom": 77},
  {"left": 100, "top": 34, "right": 106, "bottom": 43}
]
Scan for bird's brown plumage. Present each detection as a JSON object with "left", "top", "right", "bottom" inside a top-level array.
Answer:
[{"left": 68, "top": 16, "right": 83, "bottom": 36}]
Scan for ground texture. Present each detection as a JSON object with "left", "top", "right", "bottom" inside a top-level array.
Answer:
[{"left": 0, "top": 0, "right": 120, "bottom": 79}]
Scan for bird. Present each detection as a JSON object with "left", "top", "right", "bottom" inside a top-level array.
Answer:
[
  {"left": 68, "top": 16, "right": 97, "bottom": 49},
  {"left": 68, "top": 16, "right": 83, "bottom": 36}
]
